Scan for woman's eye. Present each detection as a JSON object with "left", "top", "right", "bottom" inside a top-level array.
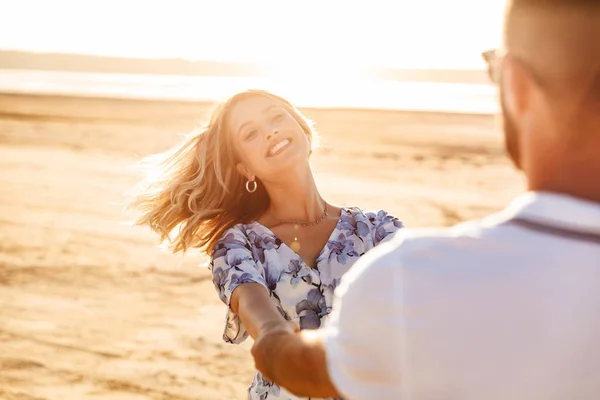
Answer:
[
  {"left": 245, "top": 130, "right": 257, "bottom": 139},
  {"left": 272, "top": 113, "right": 284, "bottom": 122}
]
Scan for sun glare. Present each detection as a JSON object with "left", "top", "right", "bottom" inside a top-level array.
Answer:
[{"left": 1, "top": 0, "right": 505, "bottom": 71}]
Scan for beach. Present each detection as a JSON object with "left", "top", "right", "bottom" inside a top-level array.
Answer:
[{"left": 0, "top": 93, "right": 523, "bottom": 399}]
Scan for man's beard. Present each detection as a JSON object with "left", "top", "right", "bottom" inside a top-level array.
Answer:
[{"left": 500, "top": 90, "right": 522, "bottom": 170}]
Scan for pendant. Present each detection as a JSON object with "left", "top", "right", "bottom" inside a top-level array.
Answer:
[
  {"left": 290, "top": 224, "right": 301, "bottom": 252},
  {"left": 290, "top": 237, "right": 301, "bottom": 252}
]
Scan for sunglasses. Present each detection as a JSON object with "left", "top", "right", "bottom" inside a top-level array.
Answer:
[
  {"left": 483, "top": 49, "right": 600, "bottom": 105},
  {"left": 481, "top": 48, "right": 502, "bottom": 84},
  {"left": 482, "top": 48, "right": 553, "bottom": 90}
]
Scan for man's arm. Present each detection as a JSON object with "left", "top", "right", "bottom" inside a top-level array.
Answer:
[
  {"left": 252, "top": 240, "right": 403, "bottom": 400},
  {"left": 251, "top": 328, "right": 341, "bottom": 398}
]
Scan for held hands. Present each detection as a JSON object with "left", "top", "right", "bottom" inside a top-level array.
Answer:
[
  {"left": 251, "top": 323, "right": 339, "bottom": 398},
  {"left": 251, "top": 320, "right": 300, "bottom": 382}
]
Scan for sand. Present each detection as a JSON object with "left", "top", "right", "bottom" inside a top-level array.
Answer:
[{"left": 0, "top": 93, "right": 524, "bottom": 399}]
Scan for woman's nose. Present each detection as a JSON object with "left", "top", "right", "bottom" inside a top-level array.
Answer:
[{"left": 266, "top": 128, "right": 279, "bottom": 140}]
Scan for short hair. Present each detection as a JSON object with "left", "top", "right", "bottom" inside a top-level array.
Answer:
[
  {"left": 506, "top": 0, "right": 600, "bottom": 12},
  {"left": 504, "top": 0, "right": 600, "bottom": 105}
]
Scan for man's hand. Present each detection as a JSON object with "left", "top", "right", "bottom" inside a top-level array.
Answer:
[
  {"left": 251, "top": 321, "right": 298, "bottom": 382},
  {"left": 251, "top": 326, "right": 341, "bottom": 398}
]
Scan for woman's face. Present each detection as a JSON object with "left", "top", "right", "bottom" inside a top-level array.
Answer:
[{"left": 228, "top": 95, "right": 311, "bottom": 183}]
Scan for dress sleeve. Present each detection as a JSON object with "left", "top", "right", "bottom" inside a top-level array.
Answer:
[
  {"left": 370, "top": 209, "right": 405, "bottom": 246},
  {"left": 209, "top": 226, "right": 269, "bottom": 344}
]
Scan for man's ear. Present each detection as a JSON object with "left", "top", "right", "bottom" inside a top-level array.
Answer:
[
  {"left": 236, "top": 163, "right": 254, "bottom": 181},
  {"left": 502, "top": 56, "right": 535, "bottom": 118}
]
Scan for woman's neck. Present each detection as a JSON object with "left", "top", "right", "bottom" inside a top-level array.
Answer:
[{"left": 264, "top": 167, "right": 326, "bottom": 223}]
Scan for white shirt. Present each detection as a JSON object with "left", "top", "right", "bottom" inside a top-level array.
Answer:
[{"left": 323, "top": 192, "right": 600, "bottom": 400}]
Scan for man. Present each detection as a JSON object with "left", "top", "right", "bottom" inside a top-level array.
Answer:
[{"left": 251, "top": 0, "right": 600, "bottom": 398}]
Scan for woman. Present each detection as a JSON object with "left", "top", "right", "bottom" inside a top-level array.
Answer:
[{"left": 130, "top": 90, "right": 404, "bottom": 399}]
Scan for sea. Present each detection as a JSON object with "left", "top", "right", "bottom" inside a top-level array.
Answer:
[{"left": 0, "top": 69, "right": 499, "bottom": 115}]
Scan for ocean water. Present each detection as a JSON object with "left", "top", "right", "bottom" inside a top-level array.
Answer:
[{"left": 0, "top": 69, "right": 499, "bottom": 115}]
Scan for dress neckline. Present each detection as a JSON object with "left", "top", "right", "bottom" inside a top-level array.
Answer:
[{"left": 249, "top": 207, "right": 348, "bottom": 269}]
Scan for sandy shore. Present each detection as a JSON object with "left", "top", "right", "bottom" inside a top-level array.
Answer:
[{"left": 0, "top": 93, "right": 523, "bottom": 399}]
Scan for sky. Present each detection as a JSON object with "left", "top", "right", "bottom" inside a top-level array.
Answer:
[{"left": 0, "top": 0, "right": 506, "bottom": 71}]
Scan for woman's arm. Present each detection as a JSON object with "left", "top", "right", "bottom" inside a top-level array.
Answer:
[
  {"left": 210, "top": 228, "right": 294, "bottom": 344},
  {"left": 230, "top": 282, "right": 297, "bottom": 340}
]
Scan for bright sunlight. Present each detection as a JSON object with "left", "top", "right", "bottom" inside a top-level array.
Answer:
[{"left": 0, "top": 0, "right": 505, "bottom": 74}]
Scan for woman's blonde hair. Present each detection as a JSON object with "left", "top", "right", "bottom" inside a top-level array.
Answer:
[{"left": 128, "top": 89, "right": 318, "bottom": 254}]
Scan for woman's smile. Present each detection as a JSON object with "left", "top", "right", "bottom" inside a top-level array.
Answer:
[{"left": 267, "top": 138, "right": 292, "bottom": 157}]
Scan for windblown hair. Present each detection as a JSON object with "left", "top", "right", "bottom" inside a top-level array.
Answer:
[{"left": 128, "top": 90, "right": 318, "bottom": 254}]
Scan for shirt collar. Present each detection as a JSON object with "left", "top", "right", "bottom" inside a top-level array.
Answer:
[{"left": 490, "top": 191, "right": 600, "bottom": 235}]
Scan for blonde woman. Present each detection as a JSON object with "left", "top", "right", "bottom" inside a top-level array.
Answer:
[{"left": 130, "top": 90, "right": 404, "bottom": 399}]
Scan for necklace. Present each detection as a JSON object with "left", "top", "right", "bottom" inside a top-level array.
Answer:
[{"left": 273, "top": 204, "right": 328, "bottom": 252}]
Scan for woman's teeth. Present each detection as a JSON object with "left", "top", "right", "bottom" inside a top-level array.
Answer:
[{"left": 269, "top": 139, "right": 290, "bottom": 155}]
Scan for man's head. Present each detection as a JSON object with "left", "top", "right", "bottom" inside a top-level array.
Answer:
[{"left": 486, "top": 0, "right": 600, "bottom": 199}]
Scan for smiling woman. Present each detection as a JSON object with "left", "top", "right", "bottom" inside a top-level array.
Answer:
[
  {"left": 230, "top": 98, "right": 314, "bottom": 186},
  {"left": 128, "top": 89, "right": 405, "bottom": 399},
  {"left": 127, "top": 90, "right": 317, "bottom": 254}
]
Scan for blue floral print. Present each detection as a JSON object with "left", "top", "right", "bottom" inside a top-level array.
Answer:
[
  {"left": 247, "top": 230, "right": 280, "bottom": 264},
  {"left": 326, "top": 233, "right": 361, "bottom": 264},
  {"left": 287, "top": 259, "right": 313, "bottom": 287},
  {"left": 209, "top": 207, "right": 403, "bottom": 400},
  {"left": 296, "top": 288, "right": 328, "bottom": 329}
]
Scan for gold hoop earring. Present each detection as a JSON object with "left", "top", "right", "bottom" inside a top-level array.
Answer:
[{"left": 246, "top": 180, "right": 257, "bottom": 193}]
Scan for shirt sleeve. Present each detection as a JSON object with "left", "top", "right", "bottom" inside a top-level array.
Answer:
[
  {"left": 371, "top": 209, "right": 405, "bottom": 247},
  {"left": 209, "top": 226, "right": 269, "bottom": 344},
  {"left": 322, "top": 238, "right": 404, "bottom": 400}
]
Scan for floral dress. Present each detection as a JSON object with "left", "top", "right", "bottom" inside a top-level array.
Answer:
[{"left": 209, "top": 207, "right": 404, "bottom": 400}]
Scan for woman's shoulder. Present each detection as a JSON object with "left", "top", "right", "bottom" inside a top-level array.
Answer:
[
  {"left": 343, "top": 206, "right": 401, "bottom": 225},
  {"left": 212, "top": 222, "right": 274, "bottom": 254},
  {"left": 211, "top": 223, "right": 254, "bottom": 257},
  {"left": 342, "top": 206, "right": 404, "bottom": 245}
]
